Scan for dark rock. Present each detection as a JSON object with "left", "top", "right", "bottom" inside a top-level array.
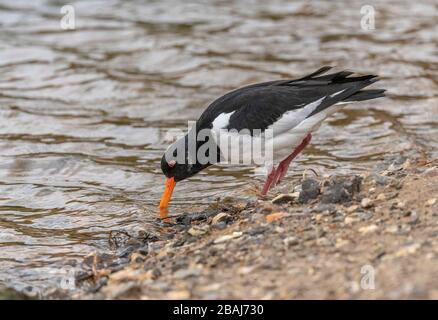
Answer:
[
  {"left": 212, "top": 221, "right": 227, "bottom": 230},
  {"left": 321, "top": 175, "right": 362, "bottom": 204},
  {"left": 172, "top": 238, "right": 186, "bottom": 247},
  {"left": 298, "top": 178, "right": 321, "bottom": 203},
  {"left": 357, "top": 211, "right": 373, "bottom": 221},
  {"left": 372, "top": 174, "right": 389, "bottom": 186},
  {"left": 176, "top": 209, "right": 218, "bottom": 225},
  {"left": 247, "top": 226, "right": 269, "bottom": 236},
  {"left": 393, "top": 155, "right": 407, "bottom": 166},
  {"left": 314, "top": 203, "right": 336, "bottom": 214}
]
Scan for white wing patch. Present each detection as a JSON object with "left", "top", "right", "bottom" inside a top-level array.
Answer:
[
  {"left": 269, "top": 97, "right": 325, "bottom": 135},
  {"left": 211, "top": 111, "right": 235, "bottom": 132}
]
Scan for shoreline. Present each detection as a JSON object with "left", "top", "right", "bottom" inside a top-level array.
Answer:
[{"left": 48, "top": 153, "right": 437, "bottom": 299}]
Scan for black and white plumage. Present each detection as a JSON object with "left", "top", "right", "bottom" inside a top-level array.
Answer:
[{"left": 159, "top": 66, "right": 385, "bottom": 209}]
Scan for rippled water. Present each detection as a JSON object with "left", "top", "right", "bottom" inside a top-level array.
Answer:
[{"left": 0, "top": 0, "right": 437, "bottom": 294}]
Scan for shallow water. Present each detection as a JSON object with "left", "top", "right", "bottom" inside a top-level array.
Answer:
[{"left": 0, "top": 0, "right": 437, "bottom": 294}]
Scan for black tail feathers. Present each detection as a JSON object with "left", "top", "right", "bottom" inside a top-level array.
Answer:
[{"left": 344, "top": 89, "right": 386, "bottom": 102}]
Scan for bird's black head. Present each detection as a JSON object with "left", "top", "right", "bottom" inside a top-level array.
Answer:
[
  {"left": 160, "top": 133, "right": 212, "bottom": 182},
  {"left": 160, "top": 154, "right": 201, "bottom": 182}
]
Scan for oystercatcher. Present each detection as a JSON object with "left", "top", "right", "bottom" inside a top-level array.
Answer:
[{"left": 159, "top": 67, "right": 385, "bottom": 211}]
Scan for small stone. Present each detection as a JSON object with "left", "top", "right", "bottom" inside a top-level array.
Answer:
[
  {"left": 357, "top": 211, "right": 373, "bottom": 221},
  {"left": 271, "top": 193, "right": 298, "bottom": 204},
  {"left": 188, "top": 225, "right": 209, "bottom": 237},
  {"left": 335, "top": 238, "right": 350, "bottom": 248},
  {"left": 396, "top": 201, "right": 406, "bottom": 209},
  {"left": 298, "top": 178, "right": 321, "bottom": 203},
  {"left": 315, "top": 203, "right": 336, "bottom": 215},
  {"left": 361, "top": 198, "right": 373, "bottom": 208},
  {"left": 167, "top": 290, "right": 190, "bottom": 299},
  {"left": 275, "top": 226, "right": 285, "bottom": 233},
  {"left": 385, "top": 225, "right": 399, "bottom": 234},
  {"left": 211, "top": 212, "right": 230, "bottom": 225},
  {"left": 173, "top": 267, "right": 202, "bottom": 279},
  {"left": 377, "top": 193, "right": 386, "bottom": 201},
  {"left": 266, "top": 211, "right": 289, "bottom": 223},
  {"left": 422, "top": 167, "right": 437, "bottom": 177},
  {"left": 407, "top": 211, "right": 419, "bottom": 225},
  {"left": 247, "top": 226, "right": 268, "bottom": 236},
  {"left": 402, "top": 159, "right": 411, "bottom": 170},
  {"left": 212, "top": 221, "right": 227, "bottom": 230},
  {"left": 373, "top": 175, "right": 389, "bottom": 186},
  {"left": 130, "top": 252, "right": 146, "bottom": 264},
  {"left": 321, "top": 175, "right": 362, "bottom": 204},
  {"left": 316, "top": 237, "right": 331, "bottom": 246},
  {"left": 395, "top": 243, "right": 421, "bottom": 257},
  {"left": 345, "top": 216, "right": 360, "bottom": 225},
  {"left": 214, "top": 231, "right": 243, "bottom": 244},
  {"left": 359, "top": 224, "right": 378, "bottom": 234},
  {"left": 369, "top": 187, "right": 376, "bottom": 193},
  {"left": 346, "top": 205, "right": 359, "bottom": 213},
  {"left": 283, "top": 236, "right": 299, "bottom": 247},
  {"left": 426, "top": 198, "right": 437, "bottom": 207},
  {"left": 237, "top": 266, "right": 257, "bottom": 275}
]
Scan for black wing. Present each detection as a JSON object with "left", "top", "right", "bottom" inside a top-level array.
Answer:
[{"left": 197, "top": 67, "right": 384, "bottom": 133}]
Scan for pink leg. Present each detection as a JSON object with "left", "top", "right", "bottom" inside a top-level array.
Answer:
[
  {"left": 261, "top": 166, "right": 277, "bottom": 195},
  {"left": 272, "top": 133, "right": 312, "bottom": 187}
]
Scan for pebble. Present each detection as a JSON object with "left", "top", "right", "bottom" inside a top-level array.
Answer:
[
  {"left": 394, "top": 243, "right": 421, "bottom": 257},
  {"left": 346, "top": 205, "right": 358, "bottom": 213},
  {"left": 321, "top": 175, "right": 362, "bottom": 204},
  {"left": 275, "top": 226, "right": 285, "bottom": 233},
  {"left": 167, "top": 290, "right": 190, "bottom": 299},
  {"left": 238, "top": 266, "right": 257, "bottom": 275},
  {"left": 396, "top": 201, "right": 406, "bottom": 209},
  {"left": 422, "top": 167, "right": 437, "bottom": 177},
  {"left": 211, "top": 212, "right": 230, "bottom": 225},
  {"left": 385, "top": 225, "right": 399, "bottom": 234},
  {"left": 377, "top": 193, "right": 386, "bottom": 201},
  {"left": 335, "top": 238, "right": 350, "bottom": 248},
  {"left": 298, "top": 178, "right": 321, "bottom": 203},
  {"left": 407, "top": 211, "right": 419, "bottom": 225},
  {"left": 247, "top": 226, "right": 268, "bottom": 236},
  {"left": 373, "top": 175, "right": 389, "bottom": 186},
  {"left": 130, "top": 252, "right": 146, "bottom": 263},
  {"left": 214, "top": 232, "right": 243, "bottom": 244},
  {"left": 188, "top": 225, "right": 209, "bottom": 237},
  {"left": 426, "top": 198, "right": 437, "bottom": 207},
  {"left": 361, "top": 198, "right": 373, "bottom": 208},
  {"left": 271, "top": 193, "right": 298, "bottom": 204},
  {"left": 283, "top": 236, "right": 299, "bottom": 247},
  {"left": 266, "top": 211, "right": 289, "bottom": 223},
  {"left": 315, "top": 203, "right": 336, "bottom": 215},
  {"left": 316, "top": 237, "right": 331, "bottom": 246},
  {"left": 212, "top": 221, "right": 227, "bottom": 230},
  {"left": 358, "top": 224, "right": 378, "bottom": 234},
  {"left": 344, "top": 216, "right": 360, "bottom": 225},
  {"left": 357, "top": 211, "right": 373, "bottom": 221},
  {"left": 173, "top": 267, "right": 202, "bottom": 279}
]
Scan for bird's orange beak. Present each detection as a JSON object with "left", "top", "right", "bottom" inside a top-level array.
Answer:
[{"left": 159, "top": 177, "right": 176, "bottom": 210}]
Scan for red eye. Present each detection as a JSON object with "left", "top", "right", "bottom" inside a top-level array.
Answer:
[{"left": 168, "top": 160, "right": 176, "bottom": 168}]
